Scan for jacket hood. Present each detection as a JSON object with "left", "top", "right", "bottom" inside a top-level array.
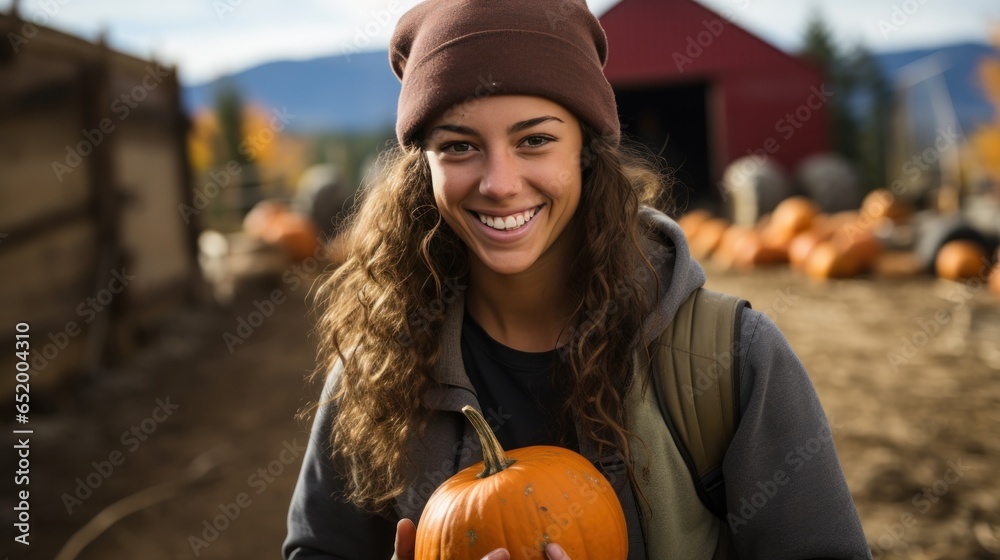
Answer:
[{"left": 635, "top": 206, "right": 707, "bottom": 348}]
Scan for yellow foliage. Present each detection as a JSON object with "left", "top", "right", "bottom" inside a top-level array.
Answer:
[
  {"left": 186, "top": 103, "right": 308, "bottom": 195},
  {"left": 972, "top": 30, "right": 1000, "bottom": 183},
  {"left": 187, "top": 110, "right": 220, "bottom": 174},
  {"left": 972, "top": 127, "right": 1000, "bottom": 178}
]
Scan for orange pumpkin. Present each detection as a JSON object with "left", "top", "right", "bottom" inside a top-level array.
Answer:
[
  {"left": 788, "top": 230, "right": 829, "bottom": 269},
  {"left": 860, "top": 189, "right": 912, "bottom": 225},
  {"left": 713, "top": 224, "right": 753, "bottom": 268},
  {"left": 415, "top": 407, "right": 627, "bottom": 560},
  {"left": 761, "top": 196, "right": 820, "bottom": 249},
  {"left": 689, "top": 218, "right": 730, "bottom": 260},
  {"left": 935, "top": 240, "right": 987, "bottom": 281},
  {"left": 243, "top": 199, "right": 289, "bottom": 239},
  {"left": 831, "top": 227, "right": 882, "bottom": 273},
  {"left": 264, "top": 212, "right": 320, "bottom": 262},
  {"left": 730, "top": 230, "right": 788, "bottom": 270},
  {"left": 804, "top": 242, "right": 864, "bottom": 280},
  {"left": 677, "top": 210, "right": 713, "bottom": 241}
]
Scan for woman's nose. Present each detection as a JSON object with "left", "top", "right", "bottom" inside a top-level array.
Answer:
[{"left": 480, "top": 150, "right": 522, "bottom": 199}]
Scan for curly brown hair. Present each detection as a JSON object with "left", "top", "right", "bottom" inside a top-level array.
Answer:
[{"left": 309, "top": 125, "right": 672, "bottom": 515}]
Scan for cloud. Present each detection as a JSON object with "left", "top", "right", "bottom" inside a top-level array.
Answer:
[{"left": 1, "top": 0, "right": 995, "bottom": 85}]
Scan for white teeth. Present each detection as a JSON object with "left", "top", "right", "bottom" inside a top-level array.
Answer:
[{"left": 475, "top": 206, "right": 541, "bottom": 231}]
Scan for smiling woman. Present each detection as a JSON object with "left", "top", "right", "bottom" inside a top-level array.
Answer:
[
  {"left": 282, "top": 1, "right": 871, "bottom": 559},
  {"left": 423, "top": 97, "right": 583, "bottom": 292}
]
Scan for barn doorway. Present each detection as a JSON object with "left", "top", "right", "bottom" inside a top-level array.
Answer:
[{"left": 616, "top": 81, "right": 714, "bottom": 213}]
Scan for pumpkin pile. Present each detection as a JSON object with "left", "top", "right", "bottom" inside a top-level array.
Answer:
[
  {"left": 242, "top": 199, "right": 320, "bottom": 262},
  {"left": 682, "top": 195, "right": 890, "bottom": 279},
  {"left": 680, "top": 190, "right": 1000, "bottom": 295},
  {"left": 414, "top": 406, "right": 627, "bottom": 560}
]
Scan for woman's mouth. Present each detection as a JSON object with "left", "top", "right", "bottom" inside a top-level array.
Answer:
[{"left": 470, "top": 204, "right": 544, "bottom": 232}]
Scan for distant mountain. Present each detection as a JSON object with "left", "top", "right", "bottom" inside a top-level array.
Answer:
[
  {"left": 181, "top": 43, "right": 997, "bottom": 135},
  {"left": 181, "top": 51, "right": 401, "bottom": 133}
]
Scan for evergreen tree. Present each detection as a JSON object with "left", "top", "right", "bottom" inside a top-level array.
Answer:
[
  {"left": 214, "top": 81, "right": 259, "bottom": 213},
  {"left": 799, "top": 11, "right": 891, "bottom": 191}
]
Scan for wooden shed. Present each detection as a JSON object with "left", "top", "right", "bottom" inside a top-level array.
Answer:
[
  {"left": 600, "top": 0, "right": 830, "bottom": 208},
  {"left": 0, "top": 11, "right": 201, "bottom": 398}
]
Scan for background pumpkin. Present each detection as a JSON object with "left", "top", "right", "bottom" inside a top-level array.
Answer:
[
  {"left": 935, "top": 240, "right": 988, "bottom": 281},
  {"left": 415, "top": 407, "right": 627, "bottom": 560}
]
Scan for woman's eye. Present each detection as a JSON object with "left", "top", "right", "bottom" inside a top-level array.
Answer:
[
  {"left": 442, "top": 142, "right": 474, "bottom": 153},
  {"left": 522, "top": 135, "right": 552, "bottom": 148}
]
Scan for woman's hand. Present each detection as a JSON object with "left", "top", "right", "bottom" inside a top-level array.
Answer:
[
  {"left": 393, "top": 519, "right": 416, "bottom": 560},
  {"left": 392, "top": 520, "right": 567, "bottom": 560},
  {"left": 544, "top": 543, "right": 569, "bottom": 559},
  {"left": 476, "top": 544, "right": 568, "bottom": 560}
]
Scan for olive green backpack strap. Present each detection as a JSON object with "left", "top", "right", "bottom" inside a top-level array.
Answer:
[{"left": 650, "top": 287, "right": 748, "bottom": 525}]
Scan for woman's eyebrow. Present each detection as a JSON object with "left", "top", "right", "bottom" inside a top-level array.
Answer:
[
  {"left": 508, "top": 116, "right": 564, "bottom": 134},
  {"left": 426, "top": 115, "right": 565, "bottom": 139},
  {"left": 426, "top": 124, "right": 478, "bottom": 138}
]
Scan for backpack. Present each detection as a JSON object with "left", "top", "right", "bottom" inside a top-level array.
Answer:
[
  {"left": 629, "top": 287, "right": 749, "bottom": 559},
  {"left": 652, "top": 287, "right": 748, "bottom": 519}
]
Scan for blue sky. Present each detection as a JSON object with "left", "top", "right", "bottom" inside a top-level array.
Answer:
[{"left": 3, "top": 0, "right": 997, "bottom": 84}]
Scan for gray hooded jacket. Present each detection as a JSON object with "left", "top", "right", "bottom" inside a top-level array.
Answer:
[{"left": 283, "top": 207, "right": 871, "bottom": 559}]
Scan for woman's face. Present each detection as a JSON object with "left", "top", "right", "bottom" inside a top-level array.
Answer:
[{"left": 422, "top": 95, "right": 583, "bottom": 276}]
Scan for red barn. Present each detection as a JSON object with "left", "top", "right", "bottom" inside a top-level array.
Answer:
[{"left": 600, "top": 0, "right": 829, "bottom": 209}]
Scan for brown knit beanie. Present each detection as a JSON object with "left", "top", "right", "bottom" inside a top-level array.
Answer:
[{"left": 389, "top": 0, "right": 620, "bottom": 147}]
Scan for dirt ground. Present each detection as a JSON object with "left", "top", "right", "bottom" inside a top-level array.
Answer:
[{"left": 6, "top": 264, "right": 1000, "bottom": 560}]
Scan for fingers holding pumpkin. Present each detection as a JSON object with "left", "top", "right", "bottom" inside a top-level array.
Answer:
[
  {"left": 545, "top": 543, "right": 570, "bottom": 560},
  {"left": 474, "top": 542, "right": 567, "bottom": 560},
  {"left": 393, "top": 518, "right": 416, "bottom": 560}
]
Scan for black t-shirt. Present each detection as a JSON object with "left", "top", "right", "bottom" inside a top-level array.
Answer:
[{"left": 460, "top": 308, "right": 579, "bottom": 453}]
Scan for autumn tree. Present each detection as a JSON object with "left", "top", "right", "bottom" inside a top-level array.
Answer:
[{"left": 971, "top": 31, "right": 1000, "bottom": 188}]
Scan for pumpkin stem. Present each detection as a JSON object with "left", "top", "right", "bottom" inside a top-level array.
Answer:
[{"left": 461, "top": 405, "right": 516, "bottom": 477}]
